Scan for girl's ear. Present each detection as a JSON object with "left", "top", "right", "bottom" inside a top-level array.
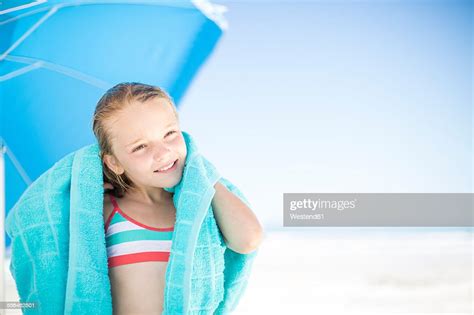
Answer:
[{"left": 103, "top": 154, "right": 124, "bottom": 175}]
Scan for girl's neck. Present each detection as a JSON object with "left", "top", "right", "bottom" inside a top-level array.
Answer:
[{"left": 125, "top": 186, "right": 173, "bottom": 205}]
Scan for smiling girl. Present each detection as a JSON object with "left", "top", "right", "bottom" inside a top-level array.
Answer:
[{"left": 91, "top": 82, "right": 263, "bottom": 314}]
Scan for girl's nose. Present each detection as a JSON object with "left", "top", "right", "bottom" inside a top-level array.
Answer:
[{"left": 152, "top": 142, "right": 171, "bottom": 162}]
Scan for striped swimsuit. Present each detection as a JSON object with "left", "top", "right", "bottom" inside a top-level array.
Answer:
[{"left": 104, "top": 194, "right": 174, "bottom": 268}]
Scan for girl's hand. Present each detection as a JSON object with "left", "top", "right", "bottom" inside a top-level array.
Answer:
[{"left": 103, "top": 182, "right": 114, "bottom": 191}]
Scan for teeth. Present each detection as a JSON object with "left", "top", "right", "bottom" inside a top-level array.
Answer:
[{"left": 158, "top": 160, "right": 175, "bottom": 171}]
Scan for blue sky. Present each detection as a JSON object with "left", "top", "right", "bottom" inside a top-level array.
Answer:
[{"left": 178, "top": 1, "right": 472, "bottom": 229}]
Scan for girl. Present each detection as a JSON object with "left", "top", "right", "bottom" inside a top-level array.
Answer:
[{"left": 92, "top": 82, "right": 263, "bottom": 314}]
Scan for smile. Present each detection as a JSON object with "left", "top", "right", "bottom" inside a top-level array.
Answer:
[{"left": 154, "top": 159, "right": 178, "bottom": 173}]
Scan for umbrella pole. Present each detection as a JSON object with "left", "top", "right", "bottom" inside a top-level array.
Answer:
[{"left": 0, "top": 142, "right": 5, "bottom": 310}]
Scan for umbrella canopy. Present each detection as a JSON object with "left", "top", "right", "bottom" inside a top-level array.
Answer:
[{"left": 0, "top": 0, "right": 227, "bottom": 249}]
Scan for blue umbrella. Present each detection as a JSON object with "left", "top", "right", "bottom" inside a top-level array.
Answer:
[{"left": 1, "top": 0, "right": 227, "bottom": 249}]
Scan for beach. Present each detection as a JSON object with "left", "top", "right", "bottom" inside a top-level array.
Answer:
[{"left": 233, "top": 229, "right": 473, "bottom": 314}]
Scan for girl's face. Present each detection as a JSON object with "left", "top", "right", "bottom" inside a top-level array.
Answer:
[{"left": 103, "top": 97, "right": 187, "bottom": 190}]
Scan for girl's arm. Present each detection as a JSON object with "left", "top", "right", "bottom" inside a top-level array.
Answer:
[{"left": 211, "top": 181, "right": 264, "bottom": 254}]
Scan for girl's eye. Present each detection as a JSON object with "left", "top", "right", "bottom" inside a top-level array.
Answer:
[
  {"left": 133, "top": 144, "right": 145, "bottom": 152},
  {"left": 166, "top": 130, "right": 176, "bottom": 137},
  {"left": 132, "top": 131, "right": 176, "bottom": 153}
]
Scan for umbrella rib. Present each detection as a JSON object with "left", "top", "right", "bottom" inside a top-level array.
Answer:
[
  {"left": 0, "top": 62, "right": 43, "bottom": 82},
  {"left": 0, "top": 0, "right": 47, "bottom": 15},
  {"left": 0, "top": 137, "right": 33, "bottom": 186},
  {"left": 0, "top": 0, "right": 221, "bottom": 26},
  {"left": 0, "top": 6, "right": 53, "bottom": 26},
  {"left": 5, "top": 55, "right": 111, "bottom": 89},
  {"left": 0, "top": 7, "right": 58, "bottom": 62}
]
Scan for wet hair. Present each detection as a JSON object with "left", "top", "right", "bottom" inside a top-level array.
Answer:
[{"left": 91, "top": 82, "right": 179, "bottom": 198}]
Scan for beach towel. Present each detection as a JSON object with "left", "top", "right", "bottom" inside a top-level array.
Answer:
[{"left": 5, "top": 130, "right": 259, "bottom": 314}]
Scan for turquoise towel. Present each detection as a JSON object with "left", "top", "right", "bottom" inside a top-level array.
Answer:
[{"left": 5, "top": 131, "right": 259, "bottom": 314}]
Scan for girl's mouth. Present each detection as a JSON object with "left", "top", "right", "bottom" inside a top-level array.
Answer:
[{"left": 154, "top": 159, "right": 178, "bottom": 174}]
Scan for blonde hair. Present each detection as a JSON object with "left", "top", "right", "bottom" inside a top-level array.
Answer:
[{"left": 91, "top": 82, "right": 179, "bottom": 198}]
